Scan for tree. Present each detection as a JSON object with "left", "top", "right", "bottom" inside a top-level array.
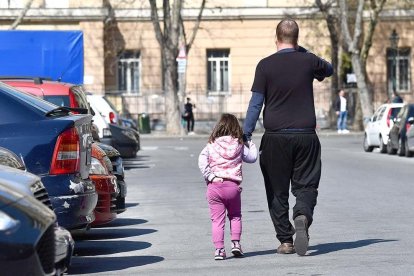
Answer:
[
  {"left": 148, "top": 0, "right": 206, "bottom": 135},
  {"left": 338, "top": 0, "right": 387, "bottom": 128},
  {"left": 9, "top": 0, "right": 34, "bottom": 30},
  {"left": 315, "top": 0, "right": 340, "bottom": 124}
]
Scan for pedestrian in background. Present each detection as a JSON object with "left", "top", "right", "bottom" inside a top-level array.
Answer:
[
  {"left": 243, "top": 18, "right": 333, "bottom": 256},
  {"left": 335, "top": 89, "right": 350, "bottom": 134},
  {"left": 198, "top": 113, "right": 257, "bottom": 260},
  {"left": 183, "top": 97, "right": 195, "bottom": 134},
  {"left": 391, "top": 90, "right": 403, "bottom": 103}
]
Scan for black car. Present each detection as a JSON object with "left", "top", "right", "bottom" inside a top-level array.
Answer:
[
  {"left": 387, "top": 103, "right": 414, "bottom": 157},
  {"left": 0, "top": 168, "right": 56, "bottom": 275},
  {"left": 0, "top": 81, "right": 98, "bottom": 231},
  {"left": 406, "top": 118, "right": 414, "bottom": 156},
  {"left": 0, "top": 148, "right": 74, "bottom": 274}
]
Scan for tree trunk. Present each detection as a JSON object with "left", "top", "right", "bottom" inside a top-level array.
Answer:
[
  {"left": 9, "top": 0, "right": 34, "bottom": 30},
  {"left": 163, "top": 50, "right": 181, "bottom": 135},
  {"left": 351, "top": 53, "right": 373, "bottom": 127}
]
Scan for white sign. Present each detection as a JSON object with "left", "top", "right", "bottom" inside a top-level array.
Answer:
[{"left": 177, "top": 59, "right": 187, "bottom": 74}]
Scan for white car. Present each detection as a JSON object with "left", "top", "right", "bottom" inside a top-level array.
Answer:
[
  {"left": 87, "top": 94, "right": 120, "bottom": 125},
  {"left": 363, "top": 103, "right": 404, "bottom": 153},
  {"left": 87, "top": 94, "right": 114, "bottom": 140}
]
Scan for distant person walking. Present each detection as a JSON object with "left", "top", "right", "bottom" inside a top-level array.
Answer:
[
  {"left": 183, "top": 97, "right": 195, "bottom": 134},
  {"left": 335, "top": 89, "right": 350, "bottom": 134},
  {"left": 243, "top": 18, "right": 333, "bottom": 256},
  {"left": 198, "top": 113, "right": 257, "bottom": 260}
]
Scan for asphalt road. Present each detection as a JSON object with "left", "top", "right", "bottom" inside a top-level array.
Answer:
[{"left": 68, "top": 133, "right": 414, "bottom": 275}]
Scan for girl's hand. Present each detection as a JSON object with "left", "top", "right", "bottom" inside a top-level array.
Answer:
[{"left": 212, "top": 177, "right": 224, "bottom": 183}]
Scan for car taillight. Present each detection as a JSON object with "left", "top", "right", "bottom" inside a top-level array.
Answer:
[
  {"left": 386, "top": 108, "right": 392, "bottom": 127},
  {"left": 50, "top": 127, "right": 80, "bottom": 175},
  {"left": 109, "top": 112, "right": 116, "bottom": 124},
  {"left": 406, "top": 123, "right": 411, "bottom": 132}
]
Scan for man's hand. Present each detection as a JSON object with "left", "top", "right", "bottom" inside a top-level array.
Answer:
[{"left": 336, "top": 111, "right": 340, "bottom": 116}]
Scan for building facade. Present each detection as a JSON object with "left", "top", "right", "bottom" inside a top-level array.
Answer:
[{"left": 0, "top": 0, "right": 413, "bottom": 127}]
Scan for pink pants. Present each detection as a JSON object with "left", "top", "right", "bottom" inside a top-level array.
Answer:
[{"left": 206, "top": 181, "right": 242, "bottom": 249}]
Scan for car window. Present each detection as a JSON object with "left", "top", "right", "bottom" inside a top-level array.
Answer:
[
  {"left": 43, "top": 95, "right": 70, "bottom": 107},
  {"left": 390, "top": 107, "right": 401, "bottom": 120},
  {"left": 70, "top": 86, "right": 89, "bottom": 109},
  {"left": 0, "top": 82, "right": 56, "bottom": 113},
  {"left": 377, "top": 107, "right": 386, "bottom": 121},
  {"left": 408, "top": 105, "right": 414, "bottom": 118}
]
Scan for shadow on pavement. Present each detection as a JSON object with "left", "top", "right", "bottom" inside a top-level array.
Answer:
[
  {"left": 73, "top": 240, "right": 152, "bottom": 256},
  {"left": 242, "top": 249, "right": 277, "bottom": 258},
  {"left": 73, "top": 228, "right": 157, "bottom": 241},
  {"left": 93, "top": 218, "right": 148, "bottom": 228},
  {"left": 68, "top": 255, "right": 164, "bottom": 274},
  {"left": 308, "top": 239, "right": 398, "bottom": 256},
  {"left": 125, "top": 202, "right": 140, "bottom": 208}
]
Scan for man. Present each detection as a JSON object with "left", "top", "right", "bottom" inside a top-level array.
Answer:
[
  {"left": 243, "top": 18, "right": 333, "bottom": 256},
  {"left": 334, "top": 89, "right": 349, "bottom": 134},
  {"left": 184, "top": 97, "right": 195, "bottom": 134},
  {"left": 391, "top": 90, "right": 403, "bottom": 103}
]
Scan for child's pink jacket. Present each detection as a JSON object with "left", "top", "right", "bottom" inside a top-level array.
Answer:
[{"left": 198, "top": 136, "right": 258, "bottom": 183}]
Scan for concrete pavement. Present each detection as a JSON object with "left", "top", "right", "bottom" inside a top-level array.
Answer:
[{"left": 69, "top": 134, "right": 414, "bottom": 275}]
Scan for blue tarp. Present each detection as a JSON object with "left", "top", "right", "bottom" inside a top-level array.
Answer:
[{"left": 0, "top": 30, "right": 84, "bottom": 84}]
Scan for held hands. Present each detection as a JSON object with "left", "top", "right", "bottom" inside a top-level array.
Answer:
[{"left": 212, "top": 177, "right": 224, "bottom": 183}]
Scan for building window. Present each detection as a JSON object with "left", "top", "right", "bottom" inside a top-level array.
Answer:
[
  {"left": 118, "top": 50, "right": 140, "bottom": 94},
  {"left": 0, "top": 0, "right": 23, "bottom": 8},
  {"left": 45, "top": 0, "right": 69, "bottom": 8},
  {"left": 207, "top": 49, "right": 230, "bottom": 94},
  {"left": 387, "top": 47, "right": 411, "bottom": 93}
]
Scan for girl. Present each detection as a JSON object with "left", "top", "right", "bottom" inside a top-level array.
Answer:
[{"left": 198, "top": 113, "right": 257, "bottom": 260}]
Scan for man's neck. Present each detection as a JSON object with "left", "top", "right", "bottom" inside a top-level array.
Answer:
[{"left": 277, "top": 42, "right": 296, "bottom": 51}]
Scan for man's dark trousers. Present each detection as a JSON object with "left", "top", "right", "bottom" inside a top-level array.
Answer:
[{"left": 259, "top": 130, "right": 321, "bottom": 243}]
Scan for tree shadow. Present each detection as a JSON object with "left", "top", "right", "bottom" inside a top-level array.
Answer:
[
  {"left": 68, "top": 255, "right": 164, "bottom": 274},
  {"left": 308, "top": 239, "right": 398, "bottom": 256},
  {"left": 74, "top": 240, "right": 152, "bottom": 256},
  {"left": 242, "top": 249, "right": 276, "bottom": 258},
  {"left": 73, "top": 228, "right": 156, "bottom": 241}
]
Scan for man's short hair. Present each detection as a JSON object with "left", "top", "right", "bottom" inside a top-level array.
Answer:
[{"left": 276, "top": 18, "right": 299, "bottom": 45}]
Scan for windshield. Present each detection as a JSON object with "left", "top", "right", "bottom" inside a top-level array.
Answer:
[
  {"left": 43, "top": 95, "right": 70, "bottom": 107},
  {"left": 0, "top": 82, "right": 57, "bottom": 113}
]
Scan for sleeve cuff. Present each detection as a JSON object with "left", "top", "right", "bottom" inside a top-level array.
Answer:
[{"left": 207, "top": 174, "right": 216, "bottom": 181}]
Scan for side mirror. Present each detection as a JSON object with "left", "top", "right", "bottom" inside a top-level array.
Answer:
[{"left": 408, "top": 117, "right": 414, "bottom": 125}]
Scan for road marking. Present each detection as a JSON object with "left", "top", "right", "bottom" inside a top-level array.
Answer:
[
  {"left": 173, "top": 146, "right": 189, "bottom": 151},
  {"left": 141, "top": 146, "right": 159, "bottom": 151}
]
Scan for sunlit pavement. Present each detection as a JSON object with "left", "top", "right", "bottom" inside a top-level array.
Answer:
[{"left": 69, "top": 134, "right": 414, "bottom": 275}]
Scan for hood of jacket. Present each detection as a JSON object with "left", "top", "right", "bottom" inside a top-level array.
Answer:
[{"left": 210, "top": 136, "right": 242, "bottom": 160}]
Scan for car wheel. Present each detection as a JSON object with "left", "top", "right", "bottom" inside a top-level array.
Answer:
[
  {"left": 379, "top": 135, "right": 387, "bottom": 153},
  {"left": 387, "top": 137, "right": 397, "bottom": 155},
  {"left": 363, "top": 134, "right": 374, "bottom": 152},
  {"left": 405, "top": 139, "right": 413, "bottom": 157},
  {"left": 397, "top": 137, "right": 406, "bottom": 156}
]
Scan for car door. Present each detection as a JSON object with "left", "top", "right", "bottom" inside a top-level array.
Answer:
[{"left": 370, "top": 106, "right": 386, "bottom": 145}]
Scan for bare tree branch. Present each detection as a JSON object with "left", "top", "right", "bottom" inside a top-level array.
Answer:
[
  {"left": 9, "top": 0, "right": 34, "bottom": 30},
  {"left": 149, "top": 0, "right": 165, "bottom": 47},
  {"left": 352, "top": 0, "right": 365, "bottom": 51},
  {"left": 163, "top": 0, "right": 171, "bottom": 42},
  {"left": 186, "top": 0, "right": 206, "bottom": 52},
  {"left": 338, "top": 0, "right": 354, "bottom": 52}
]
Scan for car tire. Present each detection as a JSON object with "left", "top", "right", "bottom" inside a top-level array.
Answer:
[
  {"left": 397, "top": 137, "right": 406, "bottom": 156},
  {"left": 387, "top": 137, "right": 397, "bottom": 155},
  {"left": 379, "top": 135, "right": 387, "bottom": 153},
  {"left": 405, "top": 140, "right": 413, "bottom": 157},
  {"left": 363, "top": 134, "right": 374, "bottom": 152}
]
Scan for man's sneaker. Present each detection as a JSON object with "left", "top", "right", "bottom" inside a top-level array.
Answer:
[
  {"left": 214, "top": 248, "right": 226, "bottom": 260},
  {"left": 231, "top": 241, "right": 244, "bottom": 257},
  {"left": 342, "top": 129, "right": 350, "bottom": 134},
  {"left": 277, "top": 243, "right": 295, "bottom": 254},
  {"left": 294, "top": 215, "right": 309, "bottom": 256},
  {"left": 337, "top": 129, "right": 343, "bottom": 134}
]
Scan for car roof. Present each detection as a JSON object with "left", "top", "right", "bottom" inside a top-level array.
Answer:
[{"left": 2, "top": 79, "right": 74, "bottom": 96}]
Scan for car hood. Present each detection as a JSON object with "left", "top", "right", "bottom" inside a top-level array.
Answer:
[{"left": 0, "top": 165, "right": 39, "bottom": 198}]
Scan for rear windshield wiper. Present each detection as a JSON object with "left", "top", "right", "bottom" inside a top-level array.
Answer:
[{"left": 45, "top": 106, "right": 89, "bottom": 117}]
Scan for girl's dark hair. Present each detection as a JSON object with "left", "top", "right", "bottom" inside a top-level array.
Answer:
[{"left": 208, "top": 113, "right": 243, "bottom": 144}]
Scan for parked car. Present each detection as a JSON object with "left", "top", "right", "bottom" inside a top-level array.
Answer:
[
  {"left": 387, "top": 103, "right": 414, "bottom": 157},
  {"left": 95, "top": 142, "right": 127, "bottom": 213},
  {"left": 87, "top": 94, "right": 140, "bottom": 157},
  {"left": 0, "top": 81, "right": 98, "bottom": 231},
  {"left": 406, "top": 118, "right": 414, "bottom": 156},
  {"left": 0, "top": 167, "right": 56, "bottom": 275},
  {"left": 0, "top": 147, "right": 74, "bottom": 274},
  {"left": 363, "top": 103, "right": 403, "bottom": 153},
  {"left": 90, "top": 143, "right": 119, "bottom": 226}
]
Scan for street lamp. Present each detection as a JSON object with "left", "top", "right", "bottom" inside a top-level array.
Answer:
[{"left": 389, "top": 29, "right": 399, "bottom": 99}]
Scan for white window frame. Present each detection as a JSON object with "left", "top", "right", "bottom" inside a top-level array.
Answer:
[
  {"left": 387, "top": 48, "right": 411, "bottom": 94},
  {"left": 207, "top": 49, "right": 231, "bottom": 96},
  {"left": 117, "top": 51, "right": 141, "bottom": 95}
]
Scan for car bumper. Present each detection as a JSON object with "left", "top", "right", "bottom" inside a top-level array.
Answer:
[
  {"left": 90, "top": 174, "right": 119, "bottom": 226},
  {"left": 44, "top": 176, "right": 98, "bottom": 231},
  {"left": 116, "top": 179, "right": 127, "bottom": 214},
  {"left": 54, "top": 225, "right": 74, "bottom": 273}
]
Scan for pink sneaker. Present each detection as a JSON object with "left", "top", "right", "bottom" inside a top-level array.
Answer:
[
  {"left": 214, "top": 248, "right": 226, "bottom": 260},
  {"left": 231, "top": 241, "right": 244, "bottom": 257}
]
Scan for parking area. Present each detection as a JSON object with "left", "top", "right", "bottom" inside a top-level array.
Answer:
[{"left": 68, "top": 134, "right": 414, "bottom": 275}]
